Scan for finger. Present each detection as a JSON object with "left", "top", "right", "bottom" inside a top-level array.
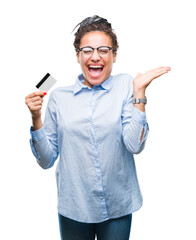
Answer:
[
  {"left": 25, "top": 96, "right": 43, "bottom": 107},
  {"left": 25, "top": 91, "right": 46, "bottom": 100},
  {"left": 27, "top": 96, "right": 43, "bottom": 103},
  {"left": 136, "top": 72, "right": 142, "bottom": 77},
  {"left": 28, "top": 100, "right": 43, "bottom": 110},
  {"left": 31, "top": 105, "right": 42, "bottom": 111},
  {"left": 155, "top": 67, "right": 171, "bottom": 75},
  {"left": 153, "top": 66, "right": 171, "bottom": 74},
  {"left": 32, "top": 100, "right": 43, "bottom": 106},
  {"left": 146, "top": 66, "right": 170, "bottom": 75},
  {"left": 28, "top": 102, "right": 42, "bottom": 111},
  {"left": 151, "top": 70, "right": 170, "bottom": 80},
  {"left": 147, "top": 67, "right": 170, "bottom": 79},
  {"left": 156, "top": 71, "right": 168, "bottom": 77}
]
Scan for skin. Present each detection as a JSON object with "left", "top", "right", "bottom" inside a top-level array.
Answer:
[
  {"left": 25, "top": 91, "right": 46, "bottom": 130},
  {"left": 76, "top": 31, "right": 117, "bottom": 88},
  {"left": 25, "top": 31, "right": 171, "bottom": 135},
  {"left": 133, "top": 66, "right": 171, "bottom": 140}
]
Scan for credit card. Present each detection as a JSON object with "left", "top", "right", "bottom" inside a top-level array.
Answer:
[{"left": 36, "top": 73, "right": 57, "bottom": 92}]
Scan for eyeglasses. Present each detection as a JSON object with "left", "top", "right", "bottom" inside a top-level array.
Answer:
[{"left": 78, "top": 46, "right": 113, "bottom": 57}]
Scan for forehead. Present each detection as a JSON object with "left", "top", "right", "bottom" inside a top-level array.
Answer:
[{"left": 80, "top": 31, "right": 112, "bottom": 47}]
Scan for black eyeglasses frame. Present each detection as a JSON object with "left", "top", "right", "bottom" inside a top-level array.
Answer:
[{"left": 77, "top": 46, "right": 113, "bottom": 53}]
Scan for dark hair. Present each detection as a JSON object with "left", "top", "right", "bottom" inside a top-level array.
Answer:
[{"left": 73, "top": 15, "right": 119, "bottom": 53}]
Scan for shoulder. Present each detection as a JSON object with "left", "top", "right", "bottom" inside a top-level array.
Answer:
[
  {"left": 112, "top": 73, "right": 133, "bottom": 84},
  {"left": 112, "top": 73, "right": 134, "bottom": 90}
]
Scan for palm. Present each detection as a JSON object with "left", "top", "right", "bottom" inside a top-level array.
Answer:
[{"left": 133, "top": 66, "right": 171, "bottom": 90}]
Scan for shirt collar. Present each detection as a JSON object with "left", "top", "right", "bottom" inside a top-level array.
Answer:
[{"left": 73, "top": 74, "right": 113, "bottom": 94}]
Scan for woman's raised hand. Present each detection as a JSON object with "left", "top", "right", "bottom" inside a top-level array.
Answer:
[
  {"left": 132, "top": 66, "right": 171, "bottom": 113},
  {"left": 25, "top": 91, "right": 47, "bottom": 130},
  {"left": 133, "top": 66, "right": 171, "bottom": 95}
]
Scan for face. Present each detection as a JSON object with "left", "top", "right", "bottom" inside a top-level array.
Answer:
[{"left": 77, "top": 31, "right": 117, "bottom": 88}]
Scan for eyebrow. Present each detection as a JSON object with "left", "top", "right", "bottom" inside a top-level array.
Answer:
[{"left": 79, "top": 46, "right": 112, "bottom": 49}]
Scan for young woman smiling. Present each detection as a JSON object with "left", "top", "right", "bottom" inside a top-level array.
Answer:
[{"left": 25, "top": 15, "right": 170, "bottom": 240}]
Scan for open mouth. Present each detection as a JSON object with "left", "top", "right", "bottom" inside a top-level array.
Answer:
[{"left": 88, "top": 65, "right": 104, "bottom": 78}]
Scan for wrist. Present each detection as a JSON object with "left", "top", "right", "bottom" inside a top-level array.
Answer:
[
  {"left": 133, "top": 84, "right": 145, "bottom": 98},
  {"left": 133, "top": 96, "right": 147, "bottom": 105},
  {"left": 32, "top": 116, "right": 42, "bottom": 131},
  {"left": 133, "top": 90, "right": 145, "bottom": 98}
]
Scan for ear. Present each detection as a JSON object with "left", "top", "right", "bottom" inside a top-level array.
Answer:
[
  {"left": 76, "top": 51, "right": 80, "bottom": 63},
  {"left": 113, "top": 51, "right": 117, "bottom": 63}
]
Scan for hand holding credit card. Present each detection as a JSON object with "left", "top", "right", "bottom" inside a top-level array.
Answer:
[
  {"left": 36, "top": 73, "right": 57, "bottom": 92},
  {"left": 25, "top": 73, "right": 57, "bottom": 130}
]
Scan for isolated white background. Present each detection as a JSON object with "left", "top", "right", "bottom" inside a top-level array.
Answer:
[{"left": 0, "top": 0, "right": 195, "bottom": 239}]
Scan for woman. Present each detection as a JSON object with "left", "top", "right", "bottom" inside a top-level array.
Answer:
[{"left": 25, "top": 15, "right": 170, "bottom": 240}]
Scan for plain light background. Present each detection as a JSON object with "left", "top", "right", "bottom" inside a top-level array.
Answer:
[{"left": 0, "top": 0, "right": 196, "bottom": 239}]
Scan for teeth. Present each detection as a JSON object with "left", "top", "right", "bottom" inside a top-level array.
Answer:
[{"left": 89, "top": 65, "right": 103, "bottom": 68}]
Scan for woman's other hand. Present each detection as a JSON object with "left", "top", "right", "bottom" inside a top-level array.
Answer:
[
  {"left": 132, "top": 66, "right": 171, "bottom": 114},
  {"left": 133, "top": 66, "right": 171, "bottom": 97},
  {"left": 25, "top": 91, "right": 47, "bottom": 130}
]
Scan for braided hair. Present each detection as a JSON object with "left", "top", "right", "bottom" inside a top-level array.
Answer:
[{"left": 73, "top": 15, "right": 119, "bottom": 53}]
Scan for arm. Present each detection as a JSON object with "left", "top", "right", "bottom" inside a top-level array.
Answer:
[
  {"left": 122, "top": 89, "right": 149, "bottom": 154},
  {"left": 133, "top": 66, "right": 171, "bottom": 142},
  {"left": 122, "top": 66, "right": 171, "bottom": 154},
  {"left": 26, "top": 91, "right": 59, "bottom": 169}
]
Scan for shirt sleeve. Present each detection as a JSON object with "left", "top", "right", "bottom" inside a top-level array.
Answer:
[
  {"left": 121, "top": 77, "right": 149, "bottom": 154},
  {"left": 29, "top": 90, "right": 59, "bottom": 169}
]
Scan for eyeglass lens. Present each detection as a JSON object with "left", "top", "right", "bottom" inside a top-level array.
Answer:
[{"left": 81, "top": 47, "right": 111, "bottom": 56}]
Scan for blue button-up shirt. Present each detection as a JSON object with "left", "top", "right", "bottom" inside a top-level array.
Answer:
[{"left": 30, "top": 73, "right": 149, "bottom": 223}]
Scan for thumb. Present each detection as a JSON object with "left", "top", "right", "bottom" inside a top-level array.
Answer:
[
  {"left": 41, "top": 92, "right": 47, "bottom": 98},
  {"left": 136, "top": 72, "right": 142, "bottom": 77}
]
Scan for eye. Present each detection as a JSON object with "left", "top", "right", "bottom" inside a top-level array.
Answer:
[
  {"left": 98, "top": 47, "right": 109, "bottom": 54},
  {"left": 82, "top": 47, "right": 93, "bottom": 54}
]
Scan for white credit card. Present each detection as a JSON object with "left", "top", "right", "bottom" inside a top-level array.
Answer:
[{"left": 36, "top": 73, "right": 57, "bottom": 92}]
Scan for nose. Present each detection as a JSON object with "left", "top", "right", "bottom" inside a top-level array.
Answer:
[{"left": 91, "top": 49, "right": 100, "bottom": 61}]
